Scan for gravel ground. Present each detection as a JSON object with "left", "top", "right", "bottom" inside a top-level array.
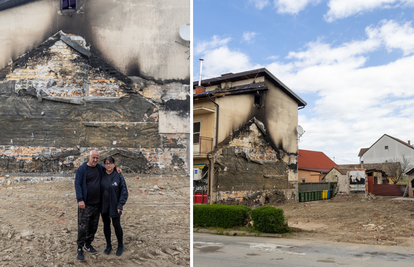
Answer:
[
  {"left": 278, "top": 194, "right": 414, "bottom": 247},
  {"left": 0, "top": 174, "right": 190, "bottom": 266}
]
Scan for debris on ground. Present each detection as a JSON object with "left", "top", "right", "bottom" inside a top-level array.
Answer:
[{"left": 0, "top": 174, "right": 190, "bottom": 266}]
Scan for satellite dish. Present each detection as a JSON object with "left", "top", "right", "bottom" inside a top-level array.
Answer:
[
  {"left": 296, "top": 125, "right": 304, "bottom": 136},
  {"left": 179, "top": 23, "right": 190, "bottom": 42}
]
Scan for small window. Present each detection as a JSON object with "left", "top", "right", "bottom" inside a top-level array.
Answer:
[
  {"left": 301, "top": 177, "right": 305, "bottom": 183},
  {"left": 62, "top": 0, "right": 76, "bottom": 10},
  {"left": 385, "top": 146, "right": 388, "bottom": 150},
  {"left": 254, "top": 93, "right": 263, "bottom": 108},
  {"left": 194, "top": 122, "right": 200, "bottom": 144},
  {"left": 254, "top": 94, "right": 262, "bottom": 107}
]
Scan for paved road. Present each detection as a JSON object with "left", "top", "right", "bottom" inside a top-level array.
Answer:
[{"left": 193, "top": 233, "right": 414, "bottom": 267}]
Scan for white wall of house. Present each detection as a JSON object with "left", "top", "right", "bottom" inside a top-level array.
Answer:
[{"left": 362, "top": 135, "right": 414, "bottom": 164}]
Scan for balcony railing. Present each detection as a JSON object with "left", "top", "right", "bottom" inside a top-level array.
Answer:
[{"left": 193, "top": 136, "right": 213, "bottom": 156}]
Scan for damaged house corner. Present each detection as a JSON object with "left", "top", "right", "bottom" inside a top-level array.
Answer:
[
  {"left": 193, "top": 68, "right": 306, "bottom": 205},
  {"left": 0, "top": 31, "right": 190, "bottom": 178}
]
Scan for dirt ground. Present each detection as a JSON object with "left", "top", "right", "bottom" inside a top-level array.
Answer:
[
  {"left": 276, "top": 194, "right": 414, "bottom": 247},
  {"left": 0, "top": 174, "right": 190, "bottom": 266}
]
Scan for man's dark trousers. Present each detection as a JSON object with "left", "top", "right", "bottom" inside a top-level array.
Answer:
[{"left": 77, "top": 204, "right": 100, "bottom": 247}]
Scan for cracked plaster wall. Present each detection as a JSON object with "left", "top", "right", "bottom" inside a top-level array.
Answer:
[
  {"left": 212, "top": 121, "right": 296, "bottom": 202},
  {"left": 0, "top": 33, "right": 189, "bottom": 175}
]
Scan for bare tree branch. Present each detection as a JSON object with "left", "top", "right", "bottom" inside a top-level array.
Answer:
[{"left": 387, "top": 154, "right": 413, "bottom": 184}]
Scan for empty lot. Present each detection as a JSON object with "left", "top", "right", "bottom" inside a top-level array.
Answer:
[{"left": 0, "top": 174, "right": 190, "bottom": 266}]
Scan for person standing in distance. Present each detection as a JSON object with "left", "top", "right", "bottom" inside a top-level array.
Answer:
[{"left": 74, "top": 150, "right": 105, "bottom": 261}]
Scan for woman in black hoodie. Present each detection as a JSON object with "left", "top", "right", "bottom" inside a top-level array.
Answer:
[{"left": 101, "top": 156, "right": 128, "bottom": 256}]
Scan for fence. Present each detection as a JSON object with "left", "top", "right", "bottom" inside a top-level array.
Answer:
[
  {"left": 373, "top": 184, "right": 405, "bottom": 196},
  {"left": 298, "top": 182, "right": 337, "bottom": 192},
  {"left": 298, "top": 182, "right": 337, "bottom": 202}
]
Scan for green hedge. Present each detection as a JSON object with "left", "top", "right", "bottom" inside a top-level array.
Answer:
[
  {"left": 251, "top": 206, "right": 290, "bottom": 233},
  {"left": 193, "top": 204, "right": 251, "bottom": 228}
]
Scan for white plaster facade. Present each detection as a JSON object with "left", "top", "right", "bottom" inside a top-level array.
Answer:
[{"left": 360, "top": 134, "right": 414, "bottom": 165}]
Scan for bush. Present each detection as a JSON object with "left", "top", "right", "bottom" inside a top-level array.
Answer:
[
  {"left": 251, "top": 206, "right": 290, "bottom": 233},
  {"left": 193, "top": 204, "right": 251, "bottom": 228}
]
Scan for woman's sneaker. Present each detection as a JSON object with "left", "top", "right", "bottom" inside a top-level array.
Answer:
[
  {"left": 116, "top": 245, "right": 124, "bottom": 256},
  {"left": 104, "top": 244, "right": 112, "bottom": 255}
]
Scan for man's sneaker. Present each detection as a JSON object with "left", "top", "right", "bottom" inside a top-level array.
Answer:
[
  {"left": 116, "top": 245, "right": 124, "bottom": 256},
  {"left": 104, "top": 244, "right": 112, "bottom": 255},
  {"left": 84, "top": 244, "right": 98, "bottom": 254},
  {"left": 77, "top": 248, "right": 84, "bottom": 261}
]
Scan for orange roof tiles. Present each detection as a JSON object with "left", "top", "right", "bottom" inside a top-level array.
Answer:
[{"left": 298, "top": 149, "right": 338, "bottom": 172}]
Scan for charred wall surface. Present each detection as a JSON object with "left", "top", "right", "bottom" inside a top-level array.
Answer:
[
  {"left": 212, "top": 119, "right": 297, "bottom": 203},
  {"left": 0, "top": 0, "right": 190, "bottom": 81},
  {"left": 0, "top": 33, "right": 189, "bottom": 175}
]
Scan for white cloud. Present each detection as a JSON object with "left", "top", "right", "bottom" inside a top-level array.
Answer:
[
  {"left": 274, "top": 0, "right": 321, "bottom": 14},
  {"left": 267, "top": 55, "right": 279, "bottom": 60},
  {"left": 325, "top": 0, "right": 414, "bottom": 22},
  {"left": 195, "top": 35, "right": 261, "bottom": 78},
  {"left": 367, "top": 20, "right": 414, "bottom": 55},
  {"left": 195, "top": 35, "right": 232, "bottom": 55},
  {"left": 264, "top": 20, "right": 414, "bottom": 163},
  {"left": 242, "top": 31, "right": 259, "bottom": 42},
  {"left": 195, "top": 20, "right": 414, "bottom": 163},
  {"left": 249, "top": 0, "right": 270, "bottom": 10},
  {"left": 200, "top": 46, "right": 260, "bottom": 78}
]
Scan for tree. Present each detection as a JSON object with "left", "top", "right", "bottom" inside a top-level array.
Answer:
[{"left": 387, "top": 155, "right": 414, "bottom": 184}]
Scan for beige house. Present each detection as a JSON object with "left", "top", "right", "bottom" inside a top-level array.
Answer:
[
  {"left": 324, "top": 167, "right": 366, "bottom": 194},
  {"left": 193, "top": 68, "right": 306, "bottom": 204}
]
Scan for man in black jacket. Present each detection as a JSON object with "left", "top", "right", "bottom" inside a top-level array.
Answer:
[{"left": 74, "top": 150, "right": 105, "bottom": 261}]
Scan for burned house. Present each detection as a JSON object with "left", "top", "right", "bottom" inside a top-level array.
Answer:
[
  {"left": 193, "top": 68, "right": 307, "bottom": 204},
  {"left": 0, "top": 1, "right": 190, "bottom": 177}
]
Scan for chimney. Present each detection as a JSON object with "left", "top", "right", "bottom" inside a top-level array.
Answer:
[
  {"left": 195, "top": 86, "right": 206, "bottom": 94},
  {"left": 195, "top": 59, "right": 206, "bottom": 95},
  {"left": 198, "top": 59, "right": 204, "bottom": 86},
  {"left": 409, "top": 140, "right": 411, "bottom": 146}
]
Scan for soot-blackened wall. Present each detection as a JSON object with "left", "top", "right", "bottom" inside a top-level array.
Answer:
[
  {"left": 212, "top": 119, "right": 296, "bottom": 202},
  {"left": 0, "top": 33, "right": 188, "bottom": 175}
]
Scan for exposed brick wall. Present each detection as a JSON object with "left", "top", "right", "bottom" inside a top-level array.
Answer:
[
  {"left": 0, "top": 145, "right": 187, "bottom": 174},
  {"left": 5, "top": 34, "right": 129, "bottom": 98},
  {"left": 0, "top": 32, "right": 189, "bottom": 175},
  {"left": 212, "top": 119, "right": 295, "bottom": 201}
]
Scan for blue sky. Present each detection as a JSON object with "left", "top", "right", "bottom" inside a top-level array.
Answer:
[{"left": 193, "top": 0, "right": 414, "bottom": 164}]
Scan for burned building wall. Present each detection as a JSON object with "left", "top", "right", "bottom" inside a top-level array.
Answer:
[
  {"left": 0, "top": 33, "right": 189, "bottom": 175},
  {"left": 199, "top": 80, "right": 299, "bottom": 184},
  {"left": 0, "top": 0, "right": 190, "bottom": 81},
  {"left": 212, "top": 119, "right": 296, "bottom": 204}
]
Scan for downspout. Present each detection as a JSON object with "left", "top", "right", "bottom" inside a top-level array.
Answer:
[{"left": 207, "top": 93, "right": 219, "bottom": 204}]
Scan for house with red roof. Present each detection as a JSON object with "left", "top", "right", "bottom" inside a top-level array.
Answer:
[{"left": 298, "top": 149, "right": 337, "bottom": 183}]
